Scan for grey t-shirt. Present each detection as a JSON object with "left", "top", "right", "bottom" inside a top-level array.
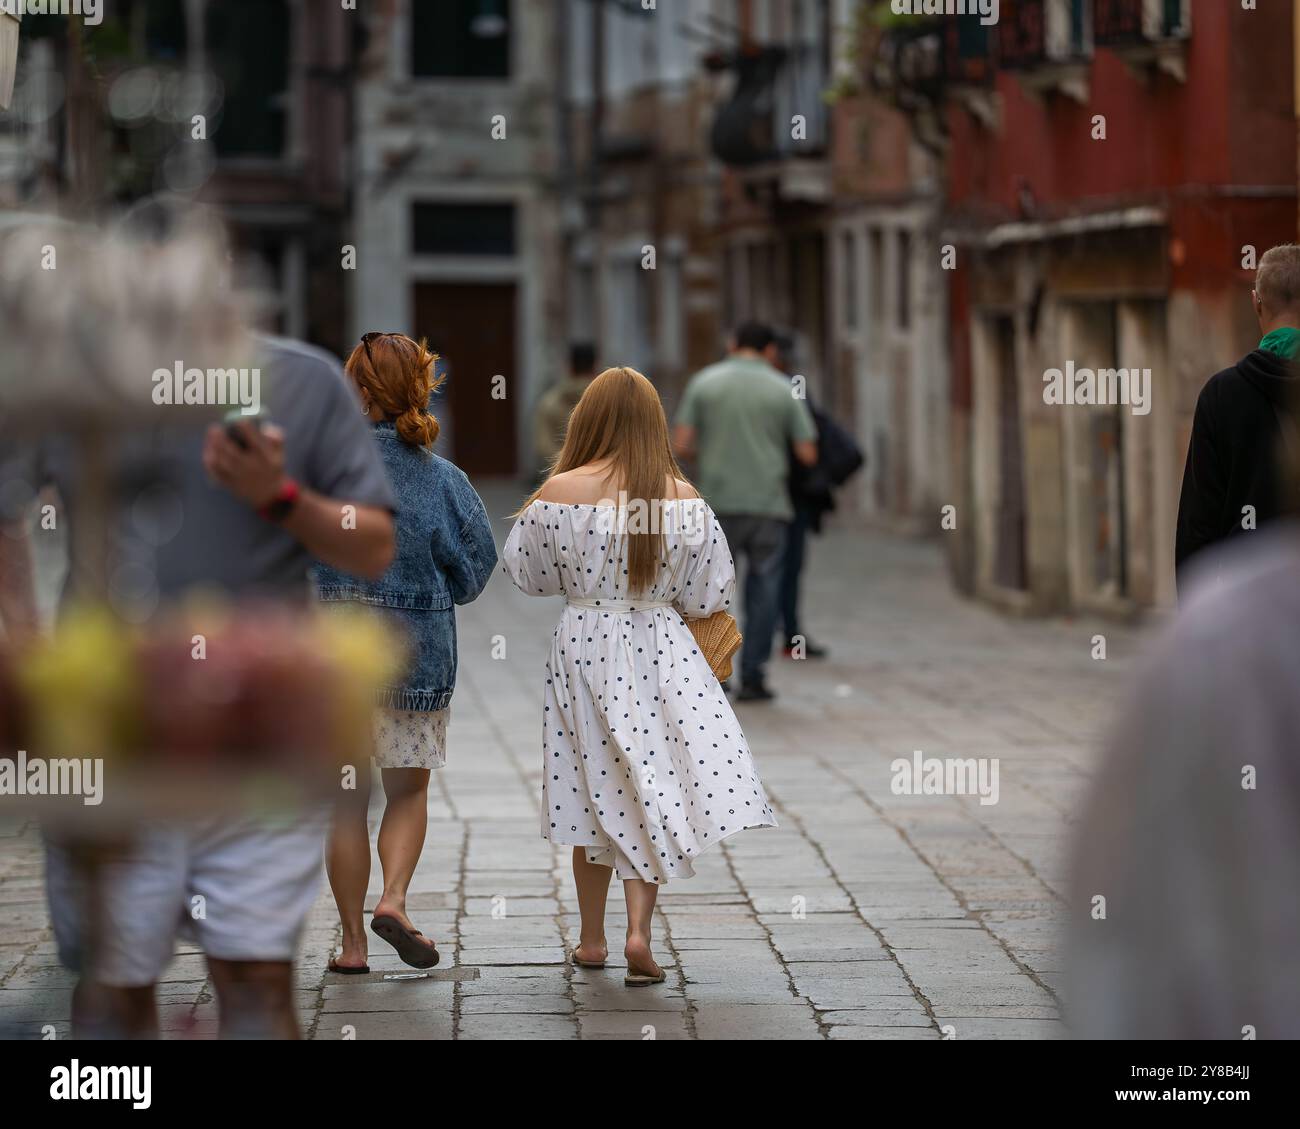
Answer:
[{"left": 36, "top": 334, "right": 395, "bottom": 609}]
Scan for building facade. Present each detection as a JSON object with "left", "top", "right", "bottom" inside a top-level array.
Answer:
[
  {"left": 711, "top": 0, "right": 949, "bottom": 527},
  {"left": 0, "top": 0, "right": 355, "bottom": 353},
  {"left": 557, "top": 0, "right": 728, "bottom": 420},
  {"left": 877, "top": 0, "right": 1297, "bottom": 614},
  {"left": 352, "top": 0, "right": 564, "bottom": 477}
]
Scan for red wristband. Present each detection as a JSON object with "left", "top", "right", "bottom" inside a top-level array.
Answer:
[{"left": 259, "top": 478, "right": 301, "bottom": 523}]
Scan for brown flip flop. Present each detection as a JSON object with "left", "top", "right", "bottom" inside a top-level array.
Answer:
[
  {"left": 327, "top": 956, "right": 370, "bottom": 975},
  {"left": 370, "top": 913, "right": 440, "bottom": 969},
  {"left": 571, "top": 949, "right": 607, "bottom": 969}
]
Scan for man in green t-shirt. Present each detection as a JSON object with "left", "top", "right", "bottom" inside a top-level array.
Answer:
[{"left": 674, "top": 322, "right": 817, "bottom": 701}]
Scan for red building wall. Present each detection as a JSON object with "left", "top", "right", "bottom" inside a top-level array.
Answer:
[{"left": 946, "top": 1, "right": 1294, "bottom": 225}]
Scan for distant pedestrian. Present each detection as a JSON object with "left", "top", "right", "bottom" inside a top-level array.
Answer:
[
  {"left": 503, "top": 366, "right": 776, "bottom": 985},
  {"left": 768, "top": 332, "right": 864, "bottom": 660},
  {"left": 1176, "top": 243, "right": 1300, "bottom": 586},
  {"left": 533, "top": 343, "right": 598, "bottom": 476},
  {"left": 318, "top": 332, "right": 496, "bottom": 974},
  {"left": 673, "top": 322, "right": 817, "bottom": 700}
]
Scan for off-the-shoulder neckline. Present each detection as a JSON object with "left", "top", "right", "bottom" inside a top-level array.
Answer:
[{"left": 523, "top": 497, "right": 703, "bottom": 511}]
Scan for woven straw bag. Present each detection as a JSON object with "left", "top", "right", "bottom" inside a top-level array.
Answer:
[{"left": 686, "top": 610, "right": 742, "bottom": 682}]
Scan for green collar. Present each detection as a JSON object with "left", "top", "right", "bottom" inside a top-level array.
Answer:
[{"left": 1259, "top": 327, "right": 1300, "bottom": 360}]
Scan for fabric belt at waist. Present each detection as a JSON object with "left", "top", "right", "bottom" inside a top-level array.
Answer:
[{"left": 566, "top": 597, "right": 676, "bottom": 613}]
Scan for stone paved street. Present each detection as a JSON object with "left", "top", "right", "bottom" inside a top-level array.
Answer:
[{"left": 0, "top": 488, "right": 1144, "bottom": 1040}]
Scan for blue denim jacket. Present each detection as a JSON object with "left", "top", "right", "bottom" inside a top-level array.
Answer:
[{"left": 314, "top": 422, "right": 497, "bottom": 711}]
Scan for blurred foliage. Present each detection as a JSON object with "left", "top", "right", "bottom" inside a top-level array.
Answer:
[{"left": 19, "top": 12, "right": 133, "bottom": 66}]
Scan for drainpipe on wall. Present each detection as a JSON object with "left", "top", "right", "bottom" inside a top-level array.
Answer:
[
  {"left": 0, "top": 10, "right": 18, "bottom": 111},
  {"left": 589, "top": 0, "right": 605, "bottom": 354}
]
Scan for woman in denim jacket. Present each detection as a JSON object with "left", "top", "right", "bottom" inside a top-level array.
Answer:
[{"left": 317, "top": 332, "right": 496, "bottom": 972}]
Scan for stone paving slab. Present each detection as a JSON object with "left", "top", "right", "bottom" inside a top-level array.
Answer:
[{"left": 0, "top": 498, "right": 1142, "bottom": 1039}]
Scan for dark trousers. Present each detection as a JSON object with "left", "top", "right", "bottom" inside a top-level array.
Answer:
[
  {"left": 717, "top": 514, "right": 788, "bottom": 686},
  {"left": 779, "top": 505, "right": 814, "bottom": 641}
]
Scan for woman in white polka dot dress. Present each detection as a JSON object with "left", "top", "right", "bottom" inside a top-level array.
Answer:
[{"left": 504, "top": 366, "right": 777, "bottom": 985}]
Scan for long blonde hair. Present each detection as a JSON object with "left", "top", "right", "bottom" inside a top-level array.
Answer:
[{"left": 521, "top": 366, "right": 690, "bottom": 594}]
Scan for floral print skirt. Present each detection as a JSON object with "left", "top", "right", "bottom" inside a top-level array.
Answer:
[{"left": 371, "top": 707, "right": 449, "bottom": 770}]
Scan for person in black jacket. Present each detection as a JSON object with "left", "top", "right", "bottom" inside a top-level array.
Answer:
[
  {"left": 769, "top": 333, "right": 864, "bottom": 657},
  {"left": 1176, "top": 244, "right": 1300, "bottom": 587}
]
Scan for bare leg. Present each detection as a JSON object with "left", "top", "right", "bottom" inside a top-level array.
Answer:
[
  {"left": 72, "top": 980, "right": 159, "bottom": 1040},
  {"left": 207, "top": 959, "right": 298, "bottom": 1039},
  {"left": 622, "top": 879, "right": 662, "bottom": 978},
  {"left": 571, "top": 846, "right": 612, "bottom": 963},
  {"left": 325, "top": 759, "right": 372, "bottom": 969},
  {"left": 373, "top": 768, "right": 432, "bottom": 938}
]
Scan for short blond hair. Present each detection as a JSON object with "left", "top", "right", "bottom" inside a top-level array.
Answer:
[{"left": 1257, "top": 244, "right": 1300, "bottom": 314}]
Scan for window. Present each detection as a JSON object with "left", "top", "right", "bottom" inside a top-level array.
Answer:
[
  {"left": 138, "top": 0, "right": 186, "bottom": 62},
  {"left": 604, "top": 257, "right": 652, "bottom": 375},
  {"left": 412, "top": 203, "right": 516, "bottom": 256},
  {"left": 1162, "top": 0, "right": 1190, "bottom": 37},
  {"left": 569, "top": 261, "right": 595, "bottom": 341},
  {"left": 841, "top": 230, "right": 858, "bottom": 331},
  {"left": 206, "top": 0, "right": 290, "bottom": 157},
  {"left": 869, "top": 228, "right": 885, "bottom": 329},
  {"left": 747, "top": 243, "right": 768, "bottom": 321},
  {"left": 1047, "top": 0, "right": 1093, "bottom": 58},
  {"left": 1069, "top": 0, "right": 1089, "bottom": 53},
  {"left": 658, "top": 253, "right": 684, "bottom": 371},
  {"left": 897, "top": 230, "right": 912, "bottom": 332},
  {"left": 412, "top": 0, "right": 511, "bottom": 80}
]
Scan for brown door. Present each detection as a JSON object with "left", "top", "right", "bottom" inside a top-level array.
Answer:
[{"left": 413, "top": 282, "right": 518, "bottom": 476}]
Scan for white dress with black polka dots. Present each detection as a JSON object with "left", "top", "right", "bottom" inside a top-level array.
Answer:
[{"left": 503, "top": 499, "right": 777, "bottom": 884}]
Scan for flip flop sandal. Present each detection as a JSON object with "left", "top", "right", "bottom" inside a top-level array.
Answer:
[
  {"left": 624, "top": 968, "right": 667, "bottom": 987},
  {"left": 327, "top": 957, "right": 370, "bottom": 975},
  {"left": 571, "top": 950, "right": 607, "bottom": 969},
  {"left": 370, "top": 913, "right": 440, "bottom": 969}
]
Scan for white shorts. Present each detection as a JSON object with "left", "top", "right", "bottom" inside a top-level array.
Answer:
[{"left": 44, "top": 810, "right": 327, "bottom": 987}]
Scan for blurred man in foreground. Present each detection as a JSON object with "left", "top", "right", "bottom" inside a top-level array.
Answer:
[{"left": 5, "top": 203, "right": 397, "bottom": 1040}]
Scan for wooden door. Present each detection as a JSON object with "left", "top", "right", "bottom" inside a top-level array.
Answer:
[{"left": 413, "top": 282, "right": 518, "bottom": 476}]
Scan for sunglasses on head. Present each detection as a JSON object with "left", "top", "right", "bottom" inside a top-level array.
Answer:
[{"left": 361, "top": 331, "right": 403, "bottom": 368}]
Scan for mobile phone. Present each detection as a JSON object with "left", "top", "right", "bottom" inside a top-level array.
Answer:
[
  {"left": 224, "top": 411, "right": 266, "bottom": 450},
  {"left": 225, "top": 421, "right": 250, "bottom": 450}
]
